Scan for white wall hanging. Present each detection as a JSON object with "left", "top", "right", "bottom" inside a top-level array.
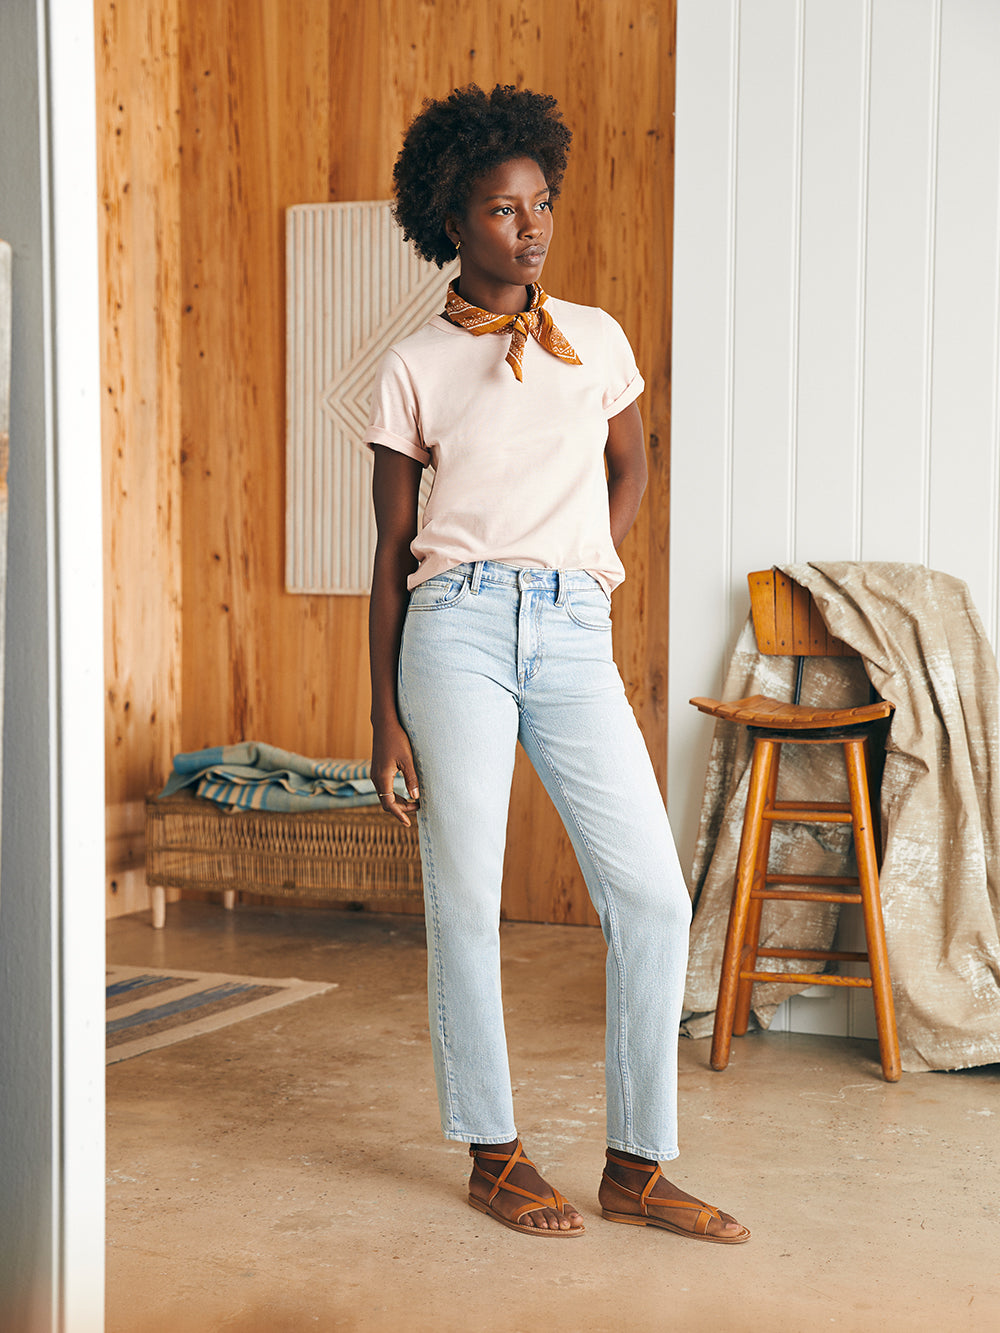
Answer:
[{"left": 285, "top": 201, "right": 458, "bottom": 594}]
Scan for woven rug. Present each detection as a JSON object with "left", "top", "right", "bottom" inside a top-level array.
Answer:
[{"left": 106, "top": 965, "right": 335, "bottom": 1064}]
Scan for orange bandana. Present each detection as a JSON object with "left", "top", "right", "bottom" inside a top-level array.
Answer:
[{"left": 444, "top": 282, "right": 583, "bottom": 382}]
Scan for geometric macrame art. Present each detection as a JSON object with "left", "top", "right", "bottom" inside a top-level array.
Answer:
[{"left": 285, "top": 202, "right": 458, "bottom": 593}]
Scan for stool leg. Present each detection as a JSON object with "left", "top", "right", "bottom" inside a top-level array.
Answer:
[
  {"left": 151, "top": 885, "right": 166, "bottom": 930},
  {"left": 733, "top": 742, "right": 781, "bottom": 1036},
  {"left": 863, "top": 733, "right": 886, "bottom": 860},
  {"left": 712, "top": 739, "right": 777, "bottom": 1071},
  {"left": 845, "top": 739, "right": 901, "bottom": 1082}
]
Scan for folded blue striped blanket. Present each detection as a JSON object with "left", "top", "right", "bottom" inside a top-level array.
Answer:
[{"left": 159, "top": 742, "right": 407, "bottom": 812}]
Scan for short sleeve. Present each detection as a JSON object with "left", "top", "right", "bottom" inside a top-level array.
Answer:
[
  {"left": 365, "top": 349, "right": 431, "bottom": 466},
  {"left": 600, "top": 310, "right": 645, "bottom": 418}
]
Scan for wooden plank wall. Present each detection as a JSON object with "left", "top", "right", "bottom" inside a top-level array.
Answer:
[
  {"left": 99, "top": 0, "right": 675, "bottom": 925},
  {"left": 97, "top": 0, "right": 184, "bottom": 917}
]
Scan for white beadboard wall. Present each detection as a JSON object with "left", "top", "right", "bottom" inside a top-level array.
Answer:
[{"left": 669, "top": 0, "right": 1000, "bottom": 1037}]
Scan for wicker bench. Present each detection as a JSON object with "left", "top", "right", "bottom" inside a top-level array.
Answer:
[{"left": 145, "top": 791, "right": 422, "bottom": 928}]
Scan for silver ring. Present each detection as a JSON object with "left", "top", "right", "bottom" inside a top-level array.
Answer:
[{"left": 377, "top": 792, "right": 394, "bottom": 798}]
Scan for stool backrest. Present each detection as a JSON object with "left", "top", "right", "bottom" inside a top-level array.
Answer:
[{"left": 748, "top": 569, "right": 857, "bottom": 659}]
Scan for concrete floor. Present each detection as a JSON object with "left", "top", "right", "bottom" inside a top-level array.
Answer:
[{"left": 107, "top": 902, "right": 1000, "bottom": 1333}]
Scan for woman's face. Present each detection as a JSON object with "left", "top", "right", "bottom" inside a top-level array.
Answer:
[{"left": 446, "top": 156, "right": 554, "bottom": 311}]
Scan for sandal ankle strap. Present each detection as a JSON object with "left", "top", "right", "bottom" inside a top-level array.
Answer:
[
  {"left": 470, "top": 1138, "right": 528, "bottom": 1164},
  {"left": 605, "top": 1149, "right": 658, "bottom": 1173}
]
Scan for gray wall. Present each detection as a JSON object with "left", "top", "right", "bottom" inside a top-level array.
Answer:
[
  {"left": 0, "top": 3, "right": 58, "bottom": 1322},
  {"left": 0, "top": 2, "right": 105, "bottom": 1329}
]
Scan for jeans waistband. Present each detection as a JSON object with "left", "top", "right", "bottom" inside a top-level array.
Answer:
[{"left": 448, "top": 561, "right": 601, "bottom": 597}]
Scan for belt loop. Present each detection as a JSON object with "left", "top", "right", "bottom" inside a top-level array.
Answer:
[
  {"left": 556, "top": 570, "right": 567, "bottom": 606},
  {"left": 470, "top": 561, "right": 484, "bottom": 595}
]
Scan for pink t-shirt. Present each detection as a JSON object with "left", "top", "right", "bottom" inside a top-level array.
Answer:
[{"left": 366, "top": 295, "right": 644, "bottom": 593}]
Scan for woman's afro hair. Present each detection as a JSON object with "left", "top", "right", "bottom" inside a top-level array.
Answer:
[{"left": 392, "top": 84, "right": 572, "bottom": 268}]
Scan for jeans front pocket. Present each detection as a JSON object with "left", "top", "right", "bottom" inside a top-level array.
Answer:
[
  {"left": 565, "top": 582, "right": 613, "bottom": 630},
  {"left": 407, "top": 574, "right": 471, "bottom": 612}
]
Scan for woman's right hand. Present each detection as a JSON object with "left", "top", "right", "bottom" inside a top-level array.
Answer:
[{"left": 372, "top": 717, "right": 420, "bottom": 827}]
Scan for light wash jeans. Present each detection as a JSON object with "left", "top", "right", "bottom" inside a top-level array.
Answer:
[{"left": 397, "top": 561, "right": 691, "bottom": 1160}]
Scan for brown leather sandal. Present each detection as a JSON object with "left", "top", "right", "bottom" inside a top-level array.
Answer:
[
  {"left": 468, "top": 1140, "right": 585, "bottom": 1237},
  {"left": 600, "top": 1151, "right": 750, "bottom": 1243}
]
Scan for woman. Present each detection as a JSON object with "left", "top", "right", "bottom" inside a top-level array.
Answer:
[{"left": 367, "top": 84, "right": 749, "bottom": 1243}]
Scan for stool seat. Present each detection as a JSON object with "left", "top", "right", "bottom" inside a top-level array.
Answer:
[
  {"left": 691, "top": 570, "right": 901, "bottom": 1083},
  {"left": 690, "top": 693, "right": 893, "bottom": 730}
]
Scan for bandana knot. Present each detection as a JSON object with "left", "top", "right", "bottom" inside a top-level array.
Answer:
[{"left": 444, "top": 282, "right": 582, "bottom": 382}]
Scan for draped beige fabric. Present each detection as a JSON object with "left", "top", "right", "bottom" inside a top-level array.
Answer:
[{"left": 684, "top": 562, "right": 1000, "bottom": 1073}]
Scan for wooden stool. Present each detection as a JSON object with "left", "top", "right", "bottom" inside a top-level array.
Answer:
[{"left": 691, "top": 569, "right": 901, "bottom": 1082}]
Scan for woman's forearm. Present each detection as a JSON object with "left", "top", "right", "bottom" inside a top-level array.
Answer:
[
  {"left": 608, "top": 470, "right": 647, "bottom": 549},
  {"left": 368, "top": 545, "right": 421, "bottom": 824},
  {"left": 367, "top": 446, "right": 423, "bottom": 823},
  {"left": 368, "top": 445, "right": 422, "bottom": 727},
  {"left": 605, "top": 400, "right": 648, "bottom": 549},
  {"left": 369, "top": 547, "right": 412, "bottom": 728}
]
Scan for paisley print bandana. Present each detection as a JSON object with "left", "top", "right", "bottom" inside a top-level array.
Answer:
[{"left": 443, "top": 282, "right": 583, "bottom": 382}]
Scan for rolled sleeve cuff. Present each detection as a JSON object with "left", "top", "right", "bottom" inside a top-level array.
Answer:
[
  {"left": 366, "top": 428, "right": 431, "bottom": 467},
  {"left": 604, "top": 370, "right": 645, "bottom": 419}
]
